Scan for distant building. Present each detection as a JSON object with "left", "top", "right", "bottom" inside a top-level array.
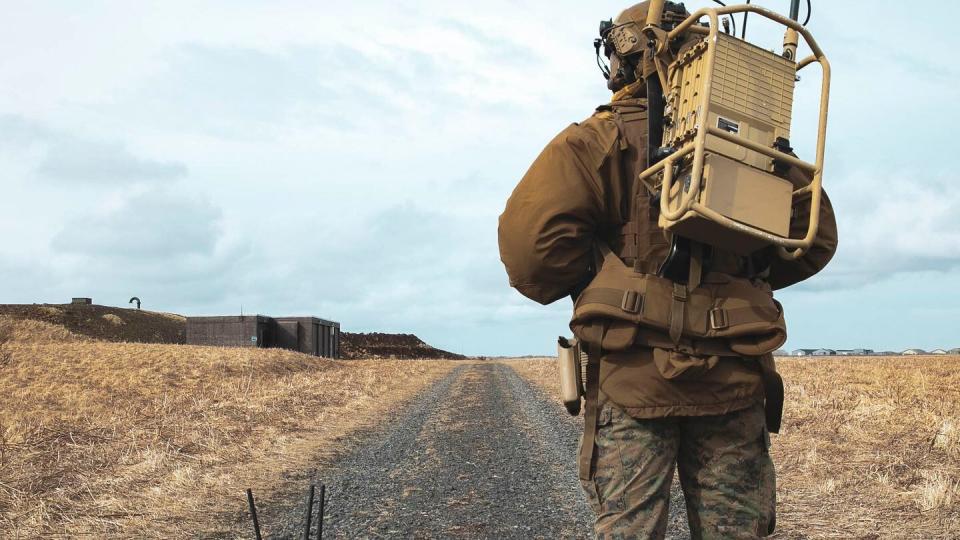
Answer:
[
  {"left": 931, "top": 349, "right": 948, "bottom": 355},
  {"left": 792, "top": 349, "right": 816, "bottom": 356},
  {"left": 812, "top": 349, "right": 836, "bottom": 356},
  {"left": 949, "top": 348, "right": 960, "bottom": 356},
  {"left": 773, "top": 349, "right": 790, "bottom": 357},
  {"left": 187, "top": 314, "right": 340, "bottom": 358},
  {"left": 187, "top": 315, "right": 274, "bottom": 348},
  {"left": 902, "top": 349, "right": 927, "bottom": 355},
  {"left": 837, "top": 349, "right": 874, "bottom": 356},
  {"left": 274, "top": 317, "right": 340, "bottom": 358}
]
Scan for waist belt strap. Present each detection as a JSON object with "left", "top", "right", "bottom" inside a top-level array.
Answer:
[
  {"left": 578, "top": 341, "right": 603, "bottom": 481},
  {"left": 709, "top": 305, "right": 781, "bottom": 330},
  {"left": 578, "top": 287, "right": 644, "bottom": 314}
]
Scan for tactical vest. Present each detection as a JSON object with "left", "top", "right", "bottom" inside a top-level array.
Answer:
[
  {"left": 574, "top": 100, "right": 787, "bottom": 485},
  {"left": 570, "top": 99, "right": 787, "bottom": 362},
  {"left": 596, "top": 98, "right": 669, "bottom": 275}
]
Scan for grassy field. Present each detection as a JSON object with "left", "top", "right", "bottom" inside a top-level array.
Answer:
[
  {"left": 508, "top": 355, "right": 960, "bottom": 539},
  {"left": 5, "top": 311, "right": 957, "bottom": 539},
  {"left": 0, "top": 316, "right": 455, "bottom": 537}
]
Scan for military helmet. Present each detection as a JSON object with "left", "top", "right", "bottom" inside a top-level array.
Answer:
[
  {"left": 606, "top": 2, "right": 650, "bottom": 59},
  {"left": 594, "top": 1, "right": 689, "bottom": 86},
  {"left": 615, "top": 2, "right": 650, "bottom": 26},
  {"left": 595, "top": 2, "right": 647, "bottom": 80}
]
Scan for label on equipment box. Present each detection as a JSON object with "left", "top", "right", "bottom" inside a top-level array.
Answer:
[{"left": 717, "top": 116, "right": 740, "bottom": 134}]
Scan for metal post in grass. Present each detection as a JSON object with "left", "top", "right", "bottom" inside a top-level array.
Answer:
[
  {"left": 246, "top": 488, "right": 262, "bottom": 540},
  {"left": 302, "top": 484, "right": 315, "bottom": 540},
  {"left": 316, "top": 484, "right": 326, "bottom": 540}
]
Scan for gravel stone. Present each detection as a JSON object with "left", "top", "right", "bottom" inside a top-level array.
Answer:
[{"left": 273, "top": 362, "right": 692, "bottom": 539}]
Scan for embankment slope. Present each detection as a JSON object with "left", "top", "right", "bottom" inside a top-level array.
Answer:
[{"left": 0, "top": 315, "right": 455, "bottom": 537}]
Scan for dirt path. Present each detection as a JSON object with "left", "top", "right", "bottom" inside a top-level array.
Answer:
[{"left": 274, "top": 362, "right": 688, "bottom": 539}]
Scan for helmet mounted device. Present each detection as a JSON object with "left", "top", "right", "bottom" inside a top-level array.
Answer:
[
  {"left": 594, "top": 19, "right": 614, "bottom": 80},
  {"left": 594, "top": 3, "right": 690, "bottom": 84}
]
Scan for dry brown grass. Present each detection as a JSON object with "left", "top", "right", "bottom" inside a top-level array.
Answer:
[
  {"left": 100, "top": 314, "right": 125, "bottom": 326},
  {"left": 507, "top": 355, "right": 960, "bottom": 539},
  {"left": 0, "top": 316, "right": 455, "bottom": 537},
  {"left": 0, "top": 316, "right": 89, "bottom": 344},
  {"left": 774, "top": 356, "right": 960, "bottom": 538},
  {"left": 500, "top": 357, "right": 558, "bottom": 398},
  {"left": 153, "top": 312, "right": 187, "bottom": 322}
]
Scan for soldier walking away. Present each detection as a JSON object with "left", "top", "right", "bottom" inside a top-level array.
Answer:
[{"left": 498, "top": 2, "right": 838, "bottom": 538}]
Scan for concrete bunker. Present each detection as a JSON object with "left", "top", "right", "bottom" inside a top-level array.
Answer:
[{"left": 186, "top": 314, "right": 340, "bottom": 358}]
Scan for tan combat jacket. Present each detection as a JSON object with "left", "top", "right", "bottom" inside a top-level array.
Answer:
[{"left": 499, "top": 96, "right": 838, "bottom": 418}]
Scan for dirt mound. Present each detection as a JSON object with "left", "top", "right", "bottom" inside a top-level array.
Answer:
[
  {"left": 0, "top": 304, "right": 463, "bottom": 359},
  {"left": 0, "top": 304, "right": 185, "bottom": 344},
  {"left": 340, "top": 332, "right": 465, "bottom": 360},
  {"left": 0, "top": 315, "right": 88, "bottom": 344}
]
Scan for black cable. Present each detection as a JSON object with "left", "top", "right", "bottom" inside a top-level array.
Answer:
[
  {"left": 596, "top": 54, "right": 611, "bottom": 80},
  {"left": 803, "top": 0, "right": 812, "bottom": 26},
  {"left": 594, "top": 39, "right": 611, "bottom": 80},
  {"left": 742, "top": 0, "right": 751, "bottom": 39}
]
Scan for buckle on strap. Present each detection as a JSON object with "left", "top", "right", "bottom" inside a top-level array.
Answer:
[
  {"left": 710, "top": 308, "right": 728, "bottom": 330},
  {"left": 621, "top": 290, "right": 643, "bottom": 314},
  {"left": 672, "top": 283, "right": 688, "bottom": 302}
]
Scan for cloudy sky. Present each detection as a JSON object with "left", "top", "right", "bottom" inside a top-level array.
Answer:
[{"left": 1, "top": 1, "right": 957, "bottom": 355}]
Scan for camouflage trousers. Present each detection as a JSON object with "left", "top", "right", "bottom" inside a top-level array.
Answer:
[{"left": 581, "top": 403, "right": 776, "bottom": 539}]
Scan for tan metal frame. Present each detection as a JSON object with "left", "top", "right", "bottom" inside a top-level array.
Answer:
[{"left": 641, "top": 3, "right": 831, "bottom": 260}]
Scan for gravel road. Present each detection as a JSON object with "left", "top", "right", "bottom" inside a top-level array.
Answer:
[{"left": 274, "top": 362, "right": 689, "bottom": 539}]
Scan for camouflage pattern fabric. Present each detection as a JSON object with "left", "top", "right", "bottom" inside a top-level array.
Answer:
[{"left": 581, "top": 403, "right": 775, "bottom": 539}]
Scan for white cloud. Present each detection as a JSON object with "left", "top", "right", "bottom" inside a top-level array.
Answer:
[
  {"left": 52, "top": 188, "right": 223, "bottom": 258},
  {"left": 797, "top": 167, "right": 960, "bottom": 291},
  {"left": 0, "top": 1, "right": 957, "bottom": 354},
  {"left": 0, "top": 115, "right": 187, "bottom": 184}
]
